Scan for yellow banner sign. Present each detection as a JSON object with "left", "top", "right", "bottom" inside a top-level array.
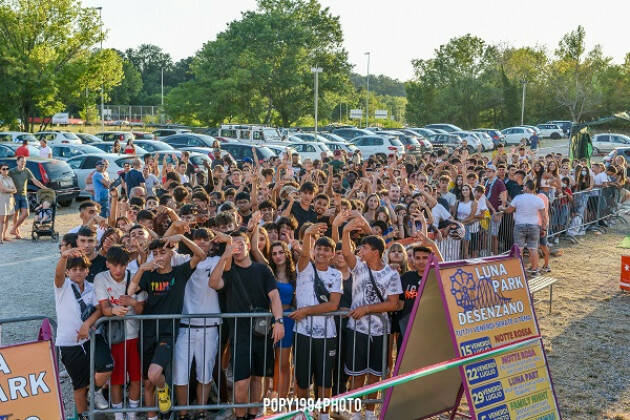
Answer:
[{"left": 0, "top": 340, "right": 64, "bottom": 420}]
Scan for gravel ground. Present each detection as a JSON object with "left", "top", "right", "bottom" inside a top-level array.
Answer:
[{"left": 1, "top": 163, "right": 629, "bottom": 419}]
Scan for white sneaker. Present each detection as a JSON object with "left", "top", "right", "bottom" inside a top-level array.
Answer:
[{"left": 93, "top": 388, "right": 109, "bottom": 410}]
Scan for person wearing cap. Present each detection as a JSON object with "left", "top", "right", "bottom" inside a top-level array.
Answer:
[
  {"left": 93, "top": 160, "right": 111, "bottom": 217},
  {"left": 483, "top": 164, "right": 506, "bottom": 255}
]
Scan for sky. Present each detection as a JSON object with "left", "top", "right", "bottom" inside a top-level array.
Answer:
[{"left": 83, "top": 0, "right": 629, "bottom": 81}]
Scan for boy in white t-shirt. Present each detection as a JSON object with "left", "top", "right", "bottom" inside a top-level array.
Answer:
[
  {"left": 94, "top": 246, "right": 146, "bottom": 420},
  {"left": 54, "top": 249, "right": 113, "bottom": 420}
]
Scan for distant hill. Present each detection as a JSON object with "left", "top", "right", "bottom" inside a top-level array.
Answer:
[{"left": 350, "top": 72, "right": 406, "bottom": 97}]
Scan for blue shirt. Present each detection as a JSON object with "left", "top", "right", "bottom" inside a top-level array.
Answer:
[
  {"left": 125, "top": 168, "right": 145, "bottom": 191},
  {"left": 93, "top": 171, "right": 108, "bottom": 201}
]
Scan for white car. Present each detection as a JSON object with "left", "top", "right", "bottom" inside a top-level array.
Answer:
[
  {"left": 34, "top": 131, "right": 82, "bottom": 145},
  {"left": 501, "top": 127, "right": 533, "bottom": 145},
  {"left": 452, "top": 131, "right": 483, "bottom": 152},
  {"left": 536, "top": 124, "right": 564, "bottom": 139},
  {"left": 350, "top": 135, "right": 405, "bottom": 158},
  {"left": 65, "top": 153, "right": 136, "bottom": 198},
  {"left": 591, "top": 133, "right": 630, "bottom": 155},
  {"left": 474, "top": 131, "right": 495, "bottom": 151},
  {"left": 0, "top": 131, "right": 39, "bottom": 144},
  {"left": 290, "top": 142, "right": 333, "bottom": 161},
  {"left": 265, "top": 143, "right": 297, "bottom": 157},
  {"left": 325, "top": 141, "right": 359, "bottom": 155}
]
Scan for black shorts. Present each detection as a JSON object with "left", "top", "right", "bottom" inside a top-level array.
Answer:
[
  {"left": 142, "top": 335, "right": 174, "bottom": 379},
  {"left": 231, "top": 332, "right": 274, "bottom": 382},
  {"left": 343, "top": 329, "right": 385, "bottom": 377},
  {"left": 60, "top": 334, "right": 113, "bottom": 390},
  {"left": 293, "top": 333, "right": 336, "bottom": 389}
]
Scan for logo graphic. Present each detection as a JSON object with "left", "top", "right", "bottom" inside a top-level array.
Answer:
[{"left": 449, "top": 268, "right": 511, "bottom": 311}]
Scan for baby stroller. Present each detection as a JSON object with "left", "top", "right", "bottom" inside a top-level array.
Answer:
[{"left": 31, "top": 188, "right": 59, "bottom": 241}]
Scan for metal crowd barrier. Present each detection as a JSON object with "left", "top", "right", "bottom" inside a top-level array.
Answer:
[
  {"left": 437, "top": 186, "right": 628, "bottom": 261},
  {"left": 87, "top": 311, "right": 391, "bottom": 419}
]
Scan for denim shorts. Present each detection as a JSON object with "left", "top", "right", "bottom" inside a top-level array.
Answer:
[
  {"left": 14, "top": 194, "right": 28, "bottom": 210},
  {"left": 514, "top": 224, "right": 540, "bottom": 250},
  {"left": 490, "top": 213, "right": 502, "bottom": 236}
]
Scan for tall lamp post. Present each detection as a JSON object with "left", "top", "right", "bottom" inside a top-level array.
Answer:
[
  {"left": 161, "top": 67, "right": 164, "bottom": 124},
  {"left": 520, "top": 78, "right": 528, "bottom": 126},
  {"left": 92, "top": 6, "right": 104, "bottom": 131},
  {"left": 311, "top": 66, "right": 323, "bottom": 135},
  {"left": 365, "top": 52, "right": 370, "bottom": 128}
]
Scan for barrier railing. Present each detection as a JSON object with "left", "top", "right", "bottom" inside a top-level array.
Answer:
[
  {"left": 438, "top": 186, "right": 628, "bottom": 261},
  {"left": 87, "top": 311, "right": 391, "bottom": 419}
]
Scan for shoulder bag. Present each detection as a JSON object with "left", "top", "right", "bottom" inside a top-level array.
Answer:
[
  {"left": 232, "top": 269, "right": 272, "bottom": 338},
  {"left": 311, "top": 261, "right": 330, "bottom": 304}
]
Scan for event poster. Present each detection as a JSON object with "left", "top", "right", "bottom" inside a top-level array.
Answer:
[
  {"left": 437, "top": 256, "right": 561, "bottom": 419},
  {"left": 0, "top": 340, "right": 64, "bottom": 420}
]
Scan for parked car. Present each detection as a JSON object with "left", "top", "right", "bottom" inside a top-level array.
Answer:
[
  {"left": 501, "top": 127, "right": 533, "bottom": 145},
  {"left": 50, "top": 144, "right": 105, "bottom": 160},
  {"left": 91, "top": 142, "right": 149, "bottom": 155},
  {"left": 350, "top": 135, "right": 404, "bottom": 159},
  {"left": 290, "top": 142, "right": 333, "bottom": 161},
  {"left": 536, "top": 124, "right": 564, "bottom": 139},
  {"left": 0, "top": 131, "right": 39, "bottom": 144},
  {"left": 162, "top": 133, "right": 218, "bottom": 149},
  {"left": 546, "top": 120, "right": 573, "bottom": 136},
  {"left": 472, "top": 128, "right": 505, "bottom": 147},
  {"left": 34, "top": 131, "right": 82, "bottom": 145},
  {"left": 452, "top": 131, "right": 483, "bottom": 152},
  {"left": 427, "top": 133, "right": 463, "bottom": 150},
  {"left": 75, "top": 133, "right": 103, "bottom": 144},
  {"left": 130, "top": 140, "right": 175, "bottom": 153},
  {"left": 365, "top": 127, "right": 383, "bottom": 133},
  {"left": 292, "top": 132, "right": 333, "bottom": 143},
  {"left": 215, "top": 143, "right": 277, "bottom": 163},
  {"left": 150, "top": 150, "right": 212, "bottom": 175},
  {"left": 473, "top": 131, "right": 495, "bottom": 151},
  {"left": 152, "top": 128, "right": 192, "bottom": 139},
  {"left": 131, "top": 132, "right": 156, "bottom": 140},
  {"left": 331, "top": 127, "right": 373, "bottom": 141},
  {"left": 95, "top": 131, "right": 135, "bottom": 142},
  {"left": 325, "top": 141, "right": 359, "bottom": 155},
  {"left": 65, "top": 153, "right": 136, "bottom": 198},
  {"left": 264, "top": 144, "right": 297, "bottom": 157},
  {"left": 0, "top": 157, "right": 79, "bottom": 208},
  {"left": 215, "top": 125, "right": 283, "bottom": 144},
  {"left": 425, "top": 123, "right": 462, "bottom": 133},
  {"left": 0, "top": 143, "right": 41, "bottom": 158},
  {"left": 519, "top": 125, "right": 542, "bottom": 136},
  {"left": 317, "top": 132, "right": 349, "bottom": 143},
  {"left": 406, "top": 127, "right": 438, "bottom": 139},
  {"left": 604, "top": 147, "right": 630, "bottom": 163},
  {"left": 591, "top": 133, "right": 630, "bottom": 155}
]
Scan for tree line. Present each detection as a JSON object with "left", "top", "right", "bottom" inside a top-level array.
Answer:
[{"left": 1, "top": 0, "right": 628, "bottom": 132}]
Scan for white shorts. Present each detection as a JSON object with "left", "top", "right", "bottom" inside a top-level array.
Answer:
[{"left": 173, "top": 325, "right": 219, "bottom": 385}]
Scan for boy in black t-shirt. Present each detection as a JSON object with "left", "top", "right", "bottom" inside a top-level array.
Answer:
[
  {"left": 127, "top": 235, "right": 206, "bottom": 418},
  {"left": 209, "top": 231, "right": 285, "bottom": 420},
  {"left": 285, "top": 181, "right": 318, "bottom": 230}
]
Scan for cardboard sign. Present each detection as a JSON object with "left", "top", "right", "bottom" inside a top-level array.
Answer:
[
  {"left": 620, "top": 256, "right": 630, "bottom": 291},
  {"left": 0, "top": 340, "right": 64, "bottom": 420},
  {"left": 383, "top": 249, "right": 561, "bottom": 419}
]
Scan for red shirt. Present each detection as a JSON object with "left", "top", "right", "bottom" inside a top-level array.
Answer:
[{"left": 15, "top": 145, "right": 29, "bottom": 157}]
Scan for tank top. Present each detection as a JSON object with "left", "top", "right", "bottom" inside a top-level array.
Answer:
[{"left": 276, "top": 281, "right": 294, "bottom": 306}]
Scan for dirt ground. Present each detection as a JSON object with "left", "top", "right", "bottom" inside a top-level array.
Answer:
[{"left": 1, "top": 203, "right": 629, "bottom": 419}]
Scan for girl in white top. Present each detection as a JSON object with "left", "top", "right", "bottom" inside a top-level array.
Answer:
[{"left": 454, "top": 184, "right": 479, "bottom": 258}]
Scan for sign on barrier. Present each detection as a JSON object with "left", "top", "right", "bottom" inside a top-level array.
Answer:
[
  {"left": 620, "top": 256, "right": 630, "bottom": 291},
  {"left": 0, "top": 340, "right": 64, "bottom": 420},
  {"left": 382, "top": 246, "right": 561, "bottom": 419}
]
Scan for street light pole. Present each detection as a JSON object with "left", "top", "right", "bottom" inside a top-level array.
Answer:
[
  {"left": 365, "top": 52, "right": 370, "bottom": 128},
  {"left": 520, "top": 79, "right": 528, "bottom": 126},
  {"left": 93, "top": 7, "right": 104, "bottom": 131},
  {"left": 311, "top": 66, "right": 323, "bottom": 135},
  {"left": 161, "top": 67, "right": 164, "bottom": 124}
]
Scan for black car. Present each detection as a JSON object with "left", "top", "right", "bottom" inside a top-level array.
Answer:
[
  {"left": 162, "top": 133, "right": 218, "bottom": 149},
  {"left": 331, "top": 128, "right": 373, "bottom": 141},
  {"left": 427, "top": 133, "right": 463, "bottom": 150},
  {"left": 0, "top": 157, "right": 79, "bottom": 209}
]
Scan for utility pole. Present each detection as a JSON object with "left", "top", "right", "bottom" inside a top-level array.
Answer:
[
  {"left": 96, "top": 7, "right": 104, "bottom": 131},
  {"left": 161, "top": 67, "right": 164, "bottom": 124},
  {"left": 520, "top": 79, "right": 528, "bottom": 125},
  {"left": 311, "top": 66, "right": 323, "bottom": 135},
  {"left": 365, "top": 52, "right": 370, "bottom": 128}
]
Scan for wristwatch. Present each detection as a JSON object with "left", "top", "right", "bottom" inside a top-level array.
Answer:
[{"left": 274, "top": 318, "right": 284, "bottom": 325}]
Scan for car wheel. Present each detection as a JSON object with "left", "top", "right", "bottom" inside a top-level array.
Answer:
[
  {"left": 58, "top": 199, "right": 72, "bottom": 207},
  {"left": 551, "top": 132, "right": 560, "bottom": 139}
]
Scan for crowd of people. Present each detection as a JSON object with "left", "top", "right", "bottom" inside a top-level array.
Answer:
[{"left": 1, "top": 137, "right": 627, "bottom": 420}]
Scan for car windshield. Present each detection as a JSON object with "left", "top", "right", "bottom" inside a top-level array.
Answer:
[
  {"left": 388, "top": 138, "right": 403, "bottom": 146},
  {"left": 63, "top": 132, "right": 79, "bottom": 140},
  {"left": 255, "top": 146, "right": 276, "bottom": 159},
  {"left": 263, "top": 129, "right": 281, "bottom": 142},
  {"left": 17, "top": 134, "right": 38, "bottom": 142},
  {"left": 75, "top": 145, "right": 103, "bottom": 154},
  {"left": 139, "top": 142, "right": 174, "bottom": 151},
  {"left": 43, "top": 160, "right": 72, "bottom": 177}
]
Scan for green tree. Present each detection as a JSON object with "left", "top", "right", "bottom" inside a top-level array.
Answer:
[
  {"left": 109, "top": 56, "right": 143, "bottom": 105},
  {"left": 0, "top": 0, "right": 116, "bottom": 131},
  {"left": 166, "top": 0, "right": 353, "bottom": 127}
]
